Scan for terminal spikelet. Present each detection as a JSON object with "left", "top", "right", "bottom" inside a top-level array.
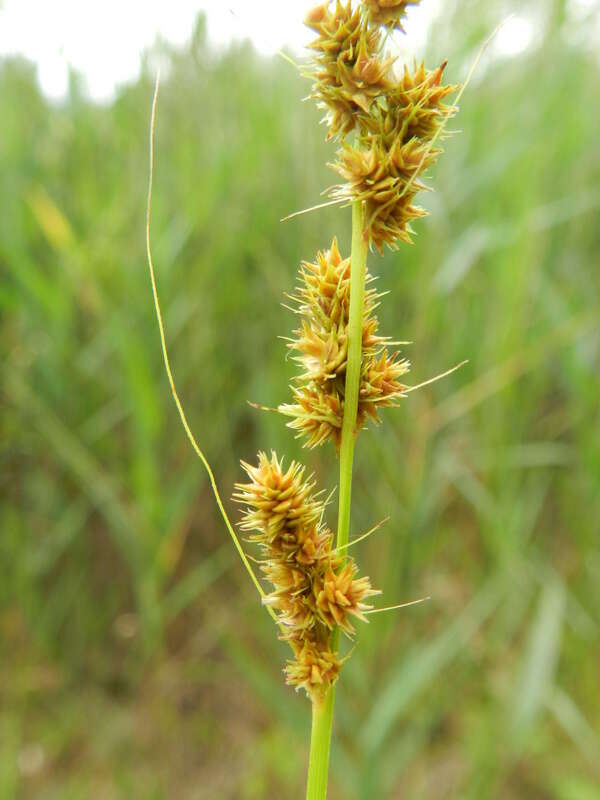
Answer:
[
  {"left": 305, "top": 1, "right": 393, "bottom": 139},
  {"left": 278, "top": 239, "right": 410, "bottom": 448},
  {"left": 303, "top": 5, "right": 459, "bottom": 252},
  {"left": 233, "top": 452, "right": 378, "bottom": 699}
]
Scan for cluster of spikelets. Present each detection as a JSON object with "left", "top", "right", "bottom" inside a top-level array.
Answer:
[
  {"left": 278, "top": 237, "right": 410, "bottom": 448},
  {"left": 232, "top": 0, "right": 457, "bottom": 702},
  {"left": 305, "top": 0, "right": 458, "bottom": 252},
  {"left": 233, "top": 452, "right": 378, "bottom": 698}
]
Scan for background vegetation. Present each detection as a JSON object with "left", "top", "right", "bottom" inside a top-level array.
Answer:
[{"left": 2, "top": 1, "right": 599, "bottom": 797}]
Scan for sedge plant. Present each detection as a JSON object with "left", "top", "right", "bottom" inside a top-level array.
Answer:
[{"left": 145, "top": 1, "right": 489, "bottom": 797}]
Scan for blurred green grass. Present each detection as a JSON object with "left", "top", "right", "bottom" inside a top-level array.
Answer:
[{"left": 1, "top": 3, "right": 600, "bottom": 798}]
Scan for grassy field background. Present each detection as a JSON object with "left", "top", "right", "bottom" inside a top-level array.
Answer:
[{"left": 2, "top": 1, "right": 599, "bottom": 797}]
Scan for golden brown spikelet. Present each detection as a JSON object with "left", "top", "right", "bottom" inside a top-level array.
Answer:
[
  {"left": 313, "top": 558, "right": 379, "bottom": 635},
  {"left": 304, "top": 2, "right": 458, "bottom": 252},
  {"left": 363, "top": 0, "right": 421, "bottom": 31},
  {"left": 285, "top": 631, "right": 345, "bottom": 696},
  {"left": 330, "top": 61, "right": 458, "bottom": 252},
  {"left": 233, "top": 452, "right": 378, "bottom": 699},
  {"left": 384, "top": 61, "right": 458, "bottom": 143},
  {"left": 232, "top": 451, "right": 322, "bottom": 544},
  {"left": 331, "top": 138, "right": 428, "bottom": 251},
  {"left": 360, "top": 348, "right": 410, "bottom": 415},
  {"left": 305, "top": 1, "right": 392, "bottom": 139},
  {"left": 278, "top": 239, "right": 410, "bottom": 447},
  {"left": 280, "top": 384, "right": 345, "bottom": 449}
]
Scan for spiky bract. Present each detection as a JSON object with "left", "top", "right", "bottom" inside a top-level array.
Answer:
[
  {"left": 233, "top": 452, "right": 378, "bottom": 698},
  {"left": 279, "top": 239, "right": 409, "bottom": 448}
]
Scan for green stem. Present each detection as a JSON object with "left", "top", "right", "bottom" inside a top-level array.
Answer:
[
  {"left": 337, "top": 200, "right": 368, "bottom": 553},
  {"left": 305, "top": 690, "right": 335, "bottom": 800},
  {"left": 305, "top": 201, "right": 368, "bottom": 800}
]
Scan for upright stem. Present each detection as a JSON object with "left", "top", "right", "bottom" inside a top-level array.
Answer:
[
  {"left": 337, "top": 200, "right": 368, "bottom": 553},
  {"left": 305, "top": 689, "right": 335, "bottom": 800},
  {"left": 305, "top": 201, "right": 368, "bottom": 800}
]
